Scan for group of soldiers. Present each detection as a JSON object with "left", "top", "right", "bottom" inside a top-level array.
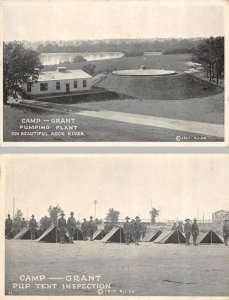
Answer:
[
  {"left": 58, "top": 212, "right": 97, "bottom": 244},
  {"left": 5, "top": 214, "right": 37, "bottom": 240},
  {"left": 171, "top": 218, "right": 200, "bottom": 245},
  {"left": 123, "top": 216, "right": 147, "bottom": 245}
]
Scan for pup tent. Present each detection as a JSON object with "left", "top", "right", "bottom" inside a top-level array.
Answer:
[
  {"left": 196, "top": 229, "right": 224, "bottom": 244},
  {"left": 93, "top": 229, "right": 105, "bottom": 240},
  {"left": 153, "top": 229, "right": 186, "bottom": 244},
  {"left": 73, "top": 228, "right": 84, "bottom": 240},
  {"left": 36, "top": 226, "right": 70, "bottom": 243},
  {"left": 14, "top": 227, "right": 40, "bottom": 240},
  {"left": 142, "top": 229, "right": 162, "bottom": 242},
  {"left": 101, "top": 226, "right": 125, "bottom": 243}
]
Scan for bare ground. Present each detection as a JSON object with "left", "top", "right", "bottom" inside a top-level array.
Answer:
[{"left": 5, "top": 240, "right": 229, "bottom": 296}]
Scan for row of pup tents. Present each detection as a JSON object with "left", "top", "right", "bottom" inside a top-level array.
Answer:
[{"left": 13, "top": 225, "right": 224, "bottom": 245}]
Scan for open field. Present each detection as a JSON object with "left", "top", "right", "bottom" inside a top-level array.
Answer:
[{"left": 5, "top": 239, "right": 229, "bottom": 296}]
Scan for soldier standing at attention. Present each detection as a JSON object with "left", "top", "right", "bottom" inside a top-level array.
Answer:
[
  {"left": 191, "top": 218, "right": 199, "bottom": 246},
  {"left": 172, "top": 222, "right": 177, "bottom": 231},
  {"left": 58, "top": 212, "right": 67, "bottom": 244},
  {"left": 20, "top": 217, "right": 27, "bottom": 229},
  {"left": 133, "top": 216, "right": 142, "bottom": 246},
  {"left": 67, "top": 212, "right": 77, "bottom": 244},
  {"left": 81, "top": 218, "right": 88, "bottom": 241},
  {"left": 5, "top": 214, "right": 13, "bottom": 239},
  {"left": 123, "top": 216, "right": 131, "bottom": 245},
  {"left": 29, "top": 215, "right": 37, "bottom": 240},
  {"left": 223, "top": 219, "right": 229, "bottom": 246},
  {"left": 184, "top": 218, "right": 192, "bottom": 245},
  {"left": 88, "top": 216, "right": 95, "bottom": 241}
]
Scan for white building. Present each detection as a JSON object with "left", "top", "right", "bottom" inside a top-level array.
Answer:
[
  {"left": 212, "top": 210, "right": 229, "bottom": 223},
  {"left": 25, "top": 67, "right": 92, "bottom": 96}
]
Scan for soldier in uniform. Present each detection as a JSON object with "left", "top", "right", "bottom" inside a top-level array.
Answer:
[
  {"left": 191, "top": 218, "right": 199, "bottom": 246},
  {"left": 133, "top": 216, "right": 142, "bottom": 246},
  {"left": 5, "top": 214, "right": 13, "bottom": 239},
  {"left": 123, "top": 216, "right": 131, "bottom": 245},
  {"left": 130, "top": 219, "right": 135, "bottom": 242},
  {"left": 67, "top": 212, "right": 77, "bottom": 244},
  {"left": 184, "top": 218, "right": 192, "bottom": 245},
  {"left": 172, "top": 222, "right": 177, "bottom": 231},
  {"left": 58, "top": 212, "right": 67, "bottom": 244},
  {"left": 81, "top": 218, "right": 88, "bottom": 240},
  {"left": 223, "top": 219, "right": 229, "bottom": 246},
  {"left": 177, "top": 221, "right": 183, "bottom": 232},
  {"left": 20, "top": 217, "right": 27, "bottom": 229},
  {"left": 29, "top": 214, "right": 37, "bottom": 240},
  {"left": 88, "top": 216, "right": 95, "bottom": 241}
]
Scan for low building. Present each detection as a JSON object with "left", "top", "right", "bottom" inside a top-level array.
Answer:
[
  {"left": 25, "top": 67, "right": 92, "bottom": 96},
  {"left": 212, "top": 210, "right": 229, "bottom": 223}
]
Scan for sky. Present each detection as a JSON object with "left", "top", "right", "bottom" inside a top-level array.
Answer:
[
  {"left": 3, "top": 155, "right": 229, "bottom": 222},
  {"left": 2, "top": 0, "right": 224, "bottom": 41}
]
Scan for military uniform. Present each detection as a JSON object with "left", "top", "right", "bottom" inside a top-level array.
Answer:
[
  {"left": 5, "top": 215, "right": 13, "bottom": 239},
  {"left": 81, "top": 219, "right": 88, "bottom": 240},
  {"left": 58, "top": 214, "right": 67, "bottom": 244},
  {"left": 67, "top": 213, "right": 77, "bottom": 244},
  {"left": 29, "top": 215, "right": 37, "bottom": 240},
  {"left": 223, "top": 221, "right": 229, "bottom": 246},
  {"left": 123, "top": 217, "right": 131, "bottom": 245},
  {"left": 133, "top": 217, "right": 142, "bottom": 245},
  {"left": 88, "top": 217, "right": 95, "bottom": 241},
  {"left": 191, "top": 219, "right": 199, "bottom": 246},
  {"left": 184, "top": 219, "right": 192, "bottom": 245},
  {"left": 130, "top": 220, "right": 135, "bottom": 242}
]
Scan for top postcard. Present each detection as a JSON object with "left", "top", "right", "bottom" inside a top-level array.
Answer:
[{"left": 1, "top": 0, "right": 228, "bottom": 147}]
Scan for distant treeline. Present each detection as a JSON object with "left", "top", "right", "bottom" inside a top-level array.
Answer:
[
  {"left": 21, "top": 38, "right": 204, "bottom": 54},
  {"left": 163, "top": 47, "right": 194, "bottom": 55}
]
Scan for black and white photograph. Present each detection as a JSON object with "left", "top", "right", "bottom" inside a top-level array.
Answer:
[
  {"left": 2, "top": 154, "right": 229, "bottom": 296},
  {"left": 2, "top": 0, "right": 227, "bottom": 145}
]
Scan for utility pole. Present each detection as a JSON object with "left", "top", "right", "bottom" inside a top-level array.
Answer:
[{"left": 93, "top": 200, "right": 97, "bottom": 219}]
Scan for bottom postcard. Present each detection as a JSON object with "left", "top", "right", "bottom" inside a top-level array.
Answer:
[{"left": 1, "top": 154, "right": 229, "bottom": 297}]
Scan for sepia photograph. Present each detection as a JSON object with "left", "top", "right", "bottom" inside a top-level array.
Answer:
[
  {"left": 1, "top": 0, "right": 227, "bottom": 145},
  {"left": 2, "top": 154, "right": 229, "bottom": 296}
]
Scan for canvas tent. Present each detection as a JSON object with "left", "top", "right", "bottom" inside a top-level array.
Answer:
[
  {"left": 101, "top": 226, "right": 125, "bottom": 243},
  {"left": 93, "top": 229, "right": 105, "bottom": 240},
  {"left": 142, "top": 229, "right": 162, "bottom": 242},
  {"left": 196, "top": 229, "right": 224, "bottom": 244},
  {"left": 73, "top": 228, "right": 84, "bottom": 240},
  {"left": 153, "top": 229, "right": 186, "bottom": 244},
  {"left": 14, "top": 227, "right": 40, "bottom": 240},
  {"left": 36, "top": 226, "right": 69, "bottom": 243}
]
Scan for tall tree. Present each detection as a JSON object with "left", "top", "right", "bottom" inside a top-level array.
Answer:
[
  {"left": 149, "top": 208, "right": 159, "bottom": 225},
  {"left": 14, "top": 209, "right": 23, "bottom": 220},
  {"left": 105, "top": 208, "right": 120, "bottom": 224},
  {"left": 48, "top": 205, "right": 63, "bottom": 226},
  {"left": 3, "top": 41, "right": 43, "bottom": 103}
]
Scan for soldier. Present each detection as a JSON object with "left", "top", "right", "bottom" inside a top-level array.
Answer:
[
  {"left": 133, "top": 216, "right": 142, "bottom": 246},
  {"left": 223, "top": 219, "right": 229, "bottom": 246},
  {"left": 123, "top": 216, "right": 131, "bottom": 245},
  {"left": 130, "top": 219, "right": 135, "bottom": 242},
  {"left": 20, "top": 217, "right": 27, "bottom": 229},
  {"left": 172, "top": 222, "right": 177, "bottom": 231},
  {"left": 58, "top": 212, "right": 67, "bottom": 244},
  {"left": 88, "top": 216, "right": 95, "bottom": 241},
  {"left": 81, "top": 218, "right": 88, "bottom": 241},
  {"left": 191, "top": 218, "right": 199, "bottom": 246},
  {"left": 184, "top": 218, "right": 192, "bottom": 245},
  {"left": 5, "top": 214, "right": 13, "bottom": 239},
  {"left": 177, "top": 221, "right": 183, "bottom": 232},
  {"left": 29, "top": 215, "right": 37, "bottom": 240},
  {"left": 67, "top": 212, "right": 77, "bottom": 244}
]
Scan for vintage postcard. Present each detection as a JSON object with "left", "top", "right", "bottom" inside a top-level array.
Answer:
[
  {"left": 0, "top": 154, "right": 229, "bottom": 297},
  {"left": 1, "top": 0, "right": 228, "bottom": 146}
]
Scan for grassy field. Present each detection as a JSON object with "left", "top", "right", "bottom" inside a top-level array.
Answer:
[{"left": 5, "top": 239, "right": 229, "bottom": 296}]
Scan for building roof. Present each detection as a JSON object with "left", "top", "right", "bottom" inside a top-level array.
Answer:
[
  {"left": 38, "top": 69, "right": 92, "bottom": 82},
  {"left": 212, "top": 210, "right": 229, "bottom": 214}
]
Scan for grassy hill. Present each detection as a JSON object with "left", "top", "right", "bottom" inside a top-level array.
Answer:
[{"left": 96, "top": 73, "right": 223, "bottom": 100}]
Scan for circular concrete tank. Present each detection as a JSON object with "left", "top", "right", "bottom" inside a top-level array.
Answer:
[{"left": 112, "top": 69, "right": 176, "bottom": 76}]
